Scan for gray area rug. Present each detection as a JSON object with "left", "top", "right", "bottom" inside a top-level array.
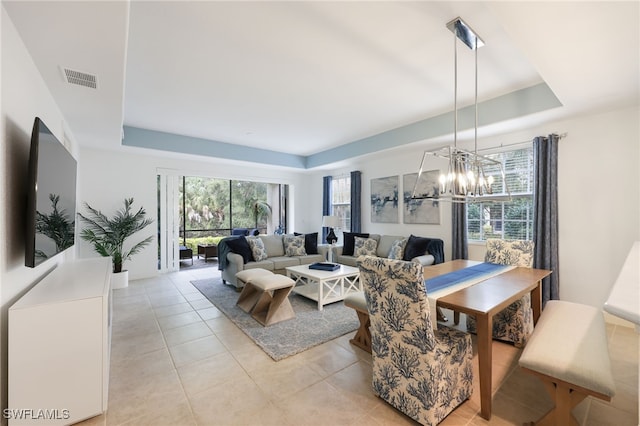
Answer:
[{"left": 191, "top": 278, "right": 359, "bottom": 361}]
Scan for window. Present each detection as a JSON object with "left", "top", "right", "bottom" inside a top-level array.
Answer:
[
  {"left": 467, "top": 146, "right": 534, "bottom": 241},
  {"left": 178, "top": 177, "right": 277, "bottom": 242},
  {"left": 331, "top": 175, "right": 351, "bottom": 231},
  {"left": 157, "top": 173, "right": 289, "bottom": 272}
]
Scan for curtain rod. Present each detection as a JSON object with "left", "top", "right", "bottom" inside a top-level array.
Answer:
[
  {"left": 329, "top": 172, "right": 350, "bottom": 179},
  {"left": 478, "top": 132, "right": 567, "bottom": 152}
]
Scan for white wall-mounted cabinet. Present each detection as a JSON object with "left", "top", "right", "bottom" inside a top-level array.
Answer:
[{"left": 8, "top": 258, "right": 112, "bottom": 425}]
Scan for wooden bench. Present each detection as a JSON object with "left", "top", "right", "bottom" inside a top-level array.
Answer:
[
  {"left": 344, "top": 292, "right": 371, "bottom": 353},
  {"left": 519, "top": 300, "right": 616, "bottom": 426}
]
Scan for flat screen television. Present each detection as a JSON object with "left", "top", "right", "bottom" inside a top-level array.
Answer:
[{"left": 25, "top": 117, "right": 77, "bottom": 268}]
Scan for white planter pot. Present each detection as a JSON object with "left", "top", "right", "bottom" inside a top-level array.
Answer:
[{"left": 111, "top": 270, "right": 129, "bottom": 289}]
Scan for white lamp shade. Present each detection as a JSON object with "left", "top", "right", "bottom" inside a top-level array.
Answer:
[{"left": 322, "top": 215, "right": 341, "bottom": 228}]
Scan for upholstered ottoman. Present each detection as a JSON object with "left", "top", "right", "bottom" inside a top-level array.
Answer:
[
  {"left": 249, "top": 274, "right": 296, "bottom": 326},
  {"left": 236, "top": 269, "right": 274, "bottom": 312}
]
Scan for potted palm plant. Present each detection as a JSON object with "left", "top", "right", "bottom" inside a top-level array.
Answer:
[
  {"left": 77, "top": 198, "right": 153, "bottom": 289},
  {"left": 251, "top": 200, "right": 272, "bottom": 229}
]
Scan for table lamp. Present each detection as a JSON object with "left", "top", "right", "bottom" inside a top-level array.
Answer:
[{"left": 322, "top": 215, "right": 341, "bottom": 245}]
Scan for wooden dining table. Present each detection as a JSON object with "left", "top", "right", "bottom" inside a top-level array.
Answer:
[{"left": 423, "top": 260, "right": 552, "bottom": 420}]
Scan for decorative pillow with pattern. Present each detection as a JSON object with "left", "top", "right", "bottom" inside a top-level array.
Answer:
[
  {"left": 342, "top": 232, "right": 370, "bottom": 256},
  {"left": 387, "top": 238, "right": 407, "bottom": 260},
  {"left": 484, "top": 238, "right": 534, "bottom": 267},
  {"left": 354, "top": 236, "right": 378, "bottom": 257},
  {"left": 283, "top": 234, "right": 307, "bottom": 256},
  {"left": 294, "top": 232, "right": 319, "bottom": 254},
  {"left": 246, "top": 236, "right": 268, "bottom": 262}
]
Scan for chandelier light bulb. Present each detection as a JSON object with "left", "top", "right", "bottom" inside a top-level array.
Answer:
[{"left": 467, "top": 171, "right": 476, "bottom": 185}]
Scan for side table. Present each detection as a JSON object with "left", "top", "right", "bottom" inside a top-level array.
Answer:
[{"left": 197, "top": 244, "right": 218, "bottom": 261}]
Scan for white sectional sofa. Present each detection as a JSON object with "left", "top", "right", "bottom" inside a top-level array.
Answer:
[
  {"left": 333, "top": 233, "right": 444, "bottom": 267},
  {"left": 218, "top": 233, "right": 328, "bottom": 289}
]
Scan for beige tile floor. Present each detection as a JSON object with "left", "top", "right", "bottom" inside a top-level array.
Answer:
[{"left": 79, "top": 267, "right": 639, "bottom": 426}]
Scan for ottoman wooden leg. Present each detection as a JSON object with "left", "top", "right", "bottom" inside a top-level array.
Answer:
[
  {"left": 235, "top": 269, "right": 274, "bottom": 311},
  {"left": 236, "top": 283, "right": 261, "bottom": 313},
  {"left": 252, "top": 286, "right": 295, "bottom": 326}
]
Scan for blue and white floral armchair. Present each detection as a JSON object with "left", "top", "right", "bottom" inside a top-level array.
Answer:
[
  {"left": 466, "top": 239, "right": 535, "bottom": 348},
  {"left": 358, "top": 256, "right": 473, "bottom": 425}
]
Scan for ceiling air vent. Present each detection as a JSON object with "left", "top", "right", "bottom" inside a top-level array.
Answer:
[{"left": 61, "top": 67, "right": 97, "bottom": 89}]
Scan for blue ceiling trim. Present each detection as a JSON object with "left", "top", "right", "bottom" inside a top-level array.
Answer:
[
  {"left": 123, "top": 82, "right": 561, "bottom": 169},
  {"left": 306, "top": 83, "right": 561, "bottom": 168},
  {"left": 122, "top": 126, "right": 307, "bottom": 168}
]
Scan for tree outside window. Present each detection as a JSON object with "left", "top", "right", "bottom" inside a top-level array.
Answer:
[
  {"left": 177, "top": 176, "right": 281, "bottom": 249},
  {"left": 331, "top": 176, "right": 351, "bottom": 231},
  {"left": 467, "top": 147, "right": 534, "bottom": 241}
]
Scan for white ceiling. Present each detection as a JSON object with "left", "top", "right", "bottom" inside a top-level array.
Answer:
[{"left": 4, "top": 1, "right": 639, "bottom": 165}]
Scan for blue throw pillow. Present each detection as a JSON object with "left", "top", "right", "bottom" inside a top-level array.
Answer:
[
  {"left": 225, "top": 236, "right": 252, "bottom": 263},
  {"left": 295, "top": 232, "right": 319, "bottom": 255},
  {"left": 403, "top": 234, "right": 430, "bottom": 261}
]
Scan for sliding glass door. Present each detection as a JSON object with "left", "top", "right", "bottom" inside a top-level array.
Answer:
[{"left": 157, "top": 170, "right": 288, "bottom": 272}]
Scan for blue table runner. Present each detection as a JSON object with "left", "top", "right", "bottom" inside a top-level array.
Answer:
[{"left": 425, "top": 262, "right": 510, "bottom": 293}]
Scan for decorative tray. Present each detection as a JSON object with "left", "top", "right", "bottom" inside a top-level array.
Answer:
[{"left": 309, "top": 262, "right": 340, "bottom": 271}]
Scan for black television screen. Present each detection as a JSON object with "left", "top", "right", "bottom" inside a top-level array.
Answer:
[{"left": 25, "top": 117, "right": 77, "bottom": 268}]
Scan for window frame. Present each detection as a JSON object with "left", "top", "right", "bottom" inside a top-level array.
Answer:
[
  {"left": 330, "top": 175, "right": 351, "bottom": 231},
  {"left": 466, "top": 146, "right": 534, "bottom": 242}
]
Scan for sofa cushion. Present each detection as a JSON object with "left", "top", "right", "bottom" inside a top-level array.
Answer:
[
  {"left": 225, "top": 236, "right": 252, "bottom": 264},
  {"left": 294, "top": 232, "right": 319, "bottom": 255},
  {"left": 271, "top": 256, "right": 301, "bottom": 270},
  {"left": 403, "top": 234, "right": 431, "bottom": 261},
  {"left": 343, "top": 232, "right": 370, "bottom": 256},
  {"left": 246, "top": 236, "right": 268, "bottom": 261},
  {"left": 283, "top": 234, "right": 307, "bottom": 256},
  {"left": 244, "top": 260, "right": 275, "bottom": 272},
  {"left": 335, "top": 254, "right": 358, "bottom": 267},
  {"left": 244, "top": 260, "right": 275, "bottom": 271},
  {"left": 260, "top": 235, "right": 285, "bottom": 257},
  {"left": 388, "top": 237, "right": 408, "bottom": 260},
  {"left": 354, "top": 236, "right": 378, "bottom": 257},
  {"left": 296, "top": 254, "right": 325, "bottom": 265},
  {"left": 377, "top": 235, "right": 404, "bottom": 258}
]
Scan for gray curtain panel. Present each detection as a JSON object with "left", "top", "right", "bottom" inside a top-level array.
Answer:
[
  {"left": 533, "top": 134, "right": 560, "bottom": 305},
  {"left": 452, "top": 202, "right": 468, "bottom": 260},
  {"left": 350, "top": 170, "right": 362, "bottom": 232},
  {"left": 322, "top": 176, "right": 332, "bottom": 243}
]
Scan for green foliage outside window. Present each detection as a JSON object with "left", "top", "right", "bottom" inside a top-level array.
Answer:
[
  {"left": 178, "top": 177, "right": 270, "bottom": 248},
  {"left": 467, "top": 147, "right": 534, "bottom": 241}
]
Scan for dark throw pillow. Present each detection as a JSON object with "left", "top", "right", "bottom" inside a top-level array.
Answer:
[
  {"left": 403, "top": 234, "right": 430, "bottom": 261},
  {"left": 295, "top": 232, "right": 319, "bottom": 255},
  {"left": 342, "top": 232, "right": 370, "bottom": 256},
  {"left": 225, "top": 236, "right": 252, "bottom": 264}
]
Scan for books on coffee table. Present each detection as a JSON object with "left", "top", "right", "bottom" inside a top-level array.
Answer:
[{"left": 309, "top": 262, "right": 340, "bottom": 271}]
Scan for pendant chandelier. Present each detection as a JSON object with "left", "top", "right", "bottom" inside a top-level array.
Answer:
[{"left": 412, "top": 17, "right": 509, "bottom": 203}]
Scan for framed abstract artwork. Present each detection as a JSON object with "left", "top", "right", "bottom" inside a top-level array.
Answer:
[
  {"left": 371, "top": 175, "right": 399, "bottom": 223},
  {"left": 403, "top": 171, "right": 440, "bottom": 224}
]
